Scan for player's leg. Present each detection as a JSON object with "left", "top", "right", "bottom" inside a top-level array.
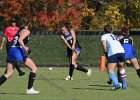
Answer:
[
  {"left": 117, "top": 63, "right": 127, "bottom": 90},
  {"left": 69, "top": 57, "right": 74, "bottom": 79},
  {"left": 0, "top": 62, "right": 14, "bottom": 86},
  {"left": 107, "top": 63, "right": 120, "bottom": 90},
  {"left": 106, "top": 63, "right": 112, "bottom": 85},
  {"left": 117, "top": 53, "right": 127, "bottom": 90},
  {"left": 72, "top": 50, "right": 91, "bottom": 78},
  {"left": 117, "top": 66, "right": 122, "bottom": 83},
  {"left": 14, "top": 62, "right": 25, "bottom": 76},
  {"left": 24, "top": 58, "right": 39, "bottom": 94},
  {"left": 130, "top": 58, "right": 140, "bottom": 78},
  {"left": 65, "top": 57, "right": 74, "bottom": 80}
]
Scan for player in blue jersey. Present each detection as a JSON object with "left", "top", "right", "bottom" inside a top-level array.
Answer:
[
  {"left": 0, "top": 17, "right": 39, "bottom": 94},
  {"left": 118, "top": 25, "right": 140, "bottom": 78},
  {"left": 60, "top": 22, "right": 91, "bottom": 80},
  {"left": 101, "top": 24, "right": 126, "bottom": 90}
]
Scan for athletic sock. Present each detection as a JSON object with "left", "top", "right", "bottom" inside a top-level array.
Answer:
[
  {"left": 121, "top": 78, "right": 127, "bottom": 89},
  {"left": 76, "top": 65, "right": 88, "bottom": 73},
  {"left": 69, "top": 64, "right": 74, "bottom": 78},
  {"left": 136, "top": 69, "right": 140, "bottom": 78},
  {"left": 14, "top": 63, "right": 22, "bottom": 73},
  {"left": 28, "top": 72, "right": 36, "bottom": 89},
  {"left": 0, "top": 75, "right": 7, "bottom": 86},
  {"left": 120, "top": 69, "right": 127, "bottom": 89},
  {"left": 109, "top": 72, "right": 119, "bottom": 87}
]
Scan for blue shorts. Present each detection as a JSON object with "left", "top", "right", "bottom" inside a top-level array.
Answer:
[
  {"left": 122, "top": 44, "right": 136, "bottom": 59},
  {"left": 7, "top": 46, "right": 28, "bottom": 62},
  {"left": 75, "top": 48, "right": 81, "bottom": 52},
  {"left": 107, "top": 53, "right": 125, "bottom": 63}
]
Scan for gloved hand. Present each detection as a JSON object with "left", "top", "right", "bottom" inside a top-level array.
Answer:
[{"left": 104, "top": 52, "right": 108, "bottom": 58}]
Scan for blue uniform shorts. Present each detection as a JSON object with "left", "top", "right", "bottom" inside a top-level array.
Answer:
[
  {"left": 122, "top": 44, "right": 136, "bottom": 59},
  {"left": 75, "top": 47, "right": 81, "bottom": 52},
  {"left": 107, "top": 53, "right": 125, "bottom": 63},
  {"left": 7, "top": 46, "right": 28, "bottom": 62}
]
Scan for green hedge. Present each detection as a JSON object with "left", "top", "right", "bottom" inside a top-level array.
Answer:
[{"left": 0, "top": 35, "right": 140, "bottom": 67}]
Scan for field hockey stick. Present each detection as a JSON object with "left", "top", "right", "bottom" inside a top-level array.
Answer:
[{"left": 27, "top": 48, "right": 31, "bottom": 54}]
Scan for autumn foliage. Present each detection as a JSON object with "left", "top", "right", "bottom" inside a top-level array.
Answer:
[{"left": 0, "top": 0, "right": 140, "bottom": 30}]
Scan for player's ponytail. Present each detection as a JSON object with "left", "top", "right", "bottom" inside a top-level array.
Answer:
[
  {"left": 20, "top": 17, "right": 30, "bottom": 26},
  {"left": 121, "top": 25, "right": 130, "bottom": 37}
]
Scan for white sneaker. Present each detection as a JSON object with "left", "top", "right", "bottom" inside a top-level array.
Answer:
[
  {"left": 86, "top": 69, "right": 92, "bottom": 79},
  {"left": 65, "top": 75, "right": 73, "bottom": 80},
  {"left": 26, "top": 87, "right": 39, "bottom": 94},
  {"left": 112, "top": 82, "right": 122, "bottom": 90},
  {"left": 119, "top": 83, "right": 122, "bottom": 88},
  {"left": 111, "top": 85, "right": 120, "bottom": 91}
]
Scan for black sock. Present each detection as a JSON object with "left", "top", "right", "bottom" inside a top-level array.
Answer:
[
  {"left": 117, "top": 69, "right": 122, "bottom": 83},
  {"left": 76, "top": 65, "right": 88, "bottom": 73},
  {"left": 136, "top": 69, "right": 140, "bottom": 78},
  {"left": 28, "top": 72, "right": 36, "bottom": 89},
  {"left": 0, "top": 75, "right": 7, "bottom": 86},
  {"left": 69, "top": 64, "right": 74, "bottom": 77},
  {"left": 14, "top": 63, "right": 22, "bottom": 73}
]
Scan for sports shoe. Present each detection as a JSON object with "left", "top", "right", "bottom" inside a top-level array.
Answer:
[
  {"left": 26, "top": 87, "right": 39, "bottom": 94},
  {"left": 19, "top": 71, "right": 25, "bottom": 76},
  {"left": 86, "top": 69, "right": 92, "bottom": 79},
  {"left": 111, "top": 83, "right": 122, "bottom": 91},
  {"left": 65, "top": 75, "right": 73, "bottom": 80},
  {"left": 119, "top": 83, "right": 122, "bottom": 88},
  {"left": 111, "top": 84, "right": 121, "bottom": 91}
]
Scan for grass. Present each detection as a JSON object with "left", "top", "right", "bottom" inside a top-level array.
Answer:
[{"left": 0, "top": 67, "right": 140, "bottom": 100}]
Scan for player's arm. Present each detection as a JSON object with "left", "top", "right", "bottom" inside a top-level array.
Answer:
[
  {"left": 0, "top": 28, "right": 8, "bottom": 50},
  {"left": 18, "top": 29, "right": 30, "bottom": 53},
  {"left": 102, "top": 40, "right": 108, "bottom": 58},
  {"left": 101, "top": 35, "right": 108, "bottom": 58},
  {"left": 0, "top": 36, "right": 6, "bottom": 50},
  {"left": 70, "top": 29, "right": 76, "bottom": 50},
  {"left": 129, "top": 36, "right": 134, "bottom": 46},
  {"left": 102, "top": 40, "right": 107, "bottom": 52},
  {"left": 60, "top": 35, "right": 72, "bottom": 50}
]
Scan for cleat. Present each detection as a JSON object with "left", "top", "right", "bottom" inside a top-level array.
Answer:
[
  {"left": 119, "top": 83, "right": 122, "bottom": 88},
  {"left": 26, "top": 87, "right": 39, "bottom": 94},
  {"left": 86, "top": 69, "right": 92, "bottom": 79},
  {"left": 112, "top": 83, "right": 122, "bottom": 90},
  {"left": 111, "top": 84, "right": 120, "bottom": 91},
  {"left": 65, "top": 75, "right": 73, "bottom": 80},
  {"left": 19, "top": 71, "right": 25, "bottom": 76},
  {"left": 122, "top": 87, "right": 127, "bottom": 90}
]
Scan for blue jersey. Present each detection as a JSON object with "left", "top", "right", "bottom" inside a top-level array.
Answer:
[
  {"left": 7, "top": 27, "right": 29, "bottom": 62},
  {"left": 119, "top": 36, "right": 136, "bottom": 59}
]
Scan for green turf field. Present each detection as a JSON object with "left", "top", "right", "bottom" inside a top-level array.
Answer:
[{"left": 0, "top": 67, "right": 140, "bottom": 100}]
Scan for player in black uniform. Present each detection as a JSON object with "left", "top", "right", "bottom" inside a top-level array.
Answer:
[
  {"left": 0, "top": 17, "right": 39, "bottom": 94},
  {"left": 60, "top": 23, "right": 91, "bottom": 80}
]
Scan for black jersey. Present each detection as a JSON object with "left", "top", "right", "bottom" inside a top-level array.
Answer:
[
  {"left": 119, "top": 36, "right": 132, "bottom": 45},
  {"left": 12, "top": 27, "right": 29, "bottom": 47},
  {"left": 63, "top": 31, "right": 81, "bottom": 57},
  {"left": 63, "top": 31, "right": 81, "bottom": 48}
]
